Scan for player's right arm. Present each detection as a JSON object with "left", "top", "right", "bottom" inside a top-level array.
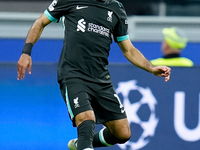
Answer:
[
  {"left": 17, "top": 14, "right": 52, "bottom": 80},
  {"left": 25, "top": 13, "right": 51, "bottom": 44}
]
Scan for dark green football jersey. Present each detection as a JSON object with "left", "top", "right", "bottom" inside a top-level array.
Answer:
[{"left": 44, "top": 0, "right": 129, "bottom": 83}]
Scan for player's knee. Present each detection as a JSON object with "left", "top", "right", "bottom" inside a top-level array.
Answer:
[
  {"left": 116, "top": 132, "right": 131, "bottom": 144},
  {"left": 117, "top": 138, "right": 130, "bottom": 144},
  {"left": 75, "top": 110, "right": 95, "bottom": 126},
  {"left": 117, "top": 127, "right": 131, "bottom": 142}
]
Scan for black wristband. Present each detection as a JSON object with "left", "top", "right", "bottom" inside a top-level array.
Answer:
[{"left": 22, "top": 43, "right": 33, "bottom": 56}]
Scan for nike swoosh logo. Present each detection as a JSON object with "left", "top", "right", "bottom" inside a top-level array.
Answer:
[{"left": 76, "top": 5, "right": 88, "bottom": 10}]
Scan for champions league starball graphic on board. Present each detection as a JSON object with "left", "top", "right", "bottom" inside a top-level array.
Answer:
[{"left": 116, "top": 80, "right": 159, "bottom": 150}]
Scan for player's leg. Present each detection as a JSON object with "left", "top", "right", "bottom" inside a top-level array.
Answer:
[
  {"left": 92, "top": 83, "right": 131, "bottom": 147},
  {"left": 75, "top": 110, "right": 96, "bottom": 150},
  {"left": 60, "top": 80, "right": 96, "bottom": 150},
  {"left": 104, "top": 118, "right": 131, "bottom": 144},
  {"left": 93, "top": 118, "right": 131, "bottom": 147}
]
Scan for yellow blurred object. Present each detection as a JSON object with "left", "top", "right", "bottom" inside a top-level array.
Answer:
[{"left": 162, "top": 27, "right": 188, "bottom": 49}]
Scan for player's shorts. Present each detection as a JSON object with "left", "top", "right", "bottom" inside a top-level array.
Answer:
[{"left": 59, "top": 78, "right": 127, "bottom": 127}]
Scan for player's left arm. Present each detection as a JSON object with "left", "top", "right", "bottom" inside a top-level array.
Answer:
[{"left": 118, "top": 39, "right": 171, "bottom": 82}]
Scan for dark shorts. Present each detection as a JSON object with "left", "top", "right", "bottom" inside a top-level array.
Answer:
[{"left": 60, "top": 78, "right": 127, "bottom": 126}]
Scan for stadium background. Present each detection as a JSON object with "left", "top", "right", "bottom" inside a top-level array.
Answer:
[{"left": 1, "top": 0, "right": 200, "bottom": 149}]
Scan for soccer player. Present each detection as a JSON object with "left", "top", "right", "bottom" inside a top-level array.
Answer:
[{"left": 17, "top": 0, "right": 171, "bottom": 150}]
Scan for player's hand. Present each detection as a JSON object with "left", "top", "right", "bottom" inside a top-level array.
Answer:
[
  {"left": 151, "top": 66, "right": 171, "bottom": 82},
  {"left": 17, "top": 54, "right": 32, "bottom": 80}
]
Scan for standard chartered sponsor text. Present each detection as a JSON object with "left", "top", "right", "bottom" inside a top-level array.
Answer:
[{"left": 88, "top": 23, "right": 110, "bottom": 37}]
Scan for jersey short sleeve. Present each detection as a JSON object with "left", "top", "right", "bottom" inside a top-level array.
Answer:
[
  {"left": 113, "top": 2, "right": 129, "bottom": 43},
  {"left": 44, "top": 0, "right": 70, "bottom": 23}
]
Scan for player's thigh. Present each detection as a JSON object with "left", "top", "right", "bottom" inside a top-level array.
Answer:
[
  {"left": 103, "top": 118, "right": 131, "bottom": 139},
  {"left": 94, "top": 83, "right": 127, "bottom": 124},
  {"left": 60, "top": 79, "right": 94, "bottom": 126}
]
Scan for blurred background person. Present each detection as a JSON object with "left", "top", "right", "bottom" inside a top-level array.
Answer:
[{"left": 151, "top": 27, "right": 194, "bottom": 67}]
